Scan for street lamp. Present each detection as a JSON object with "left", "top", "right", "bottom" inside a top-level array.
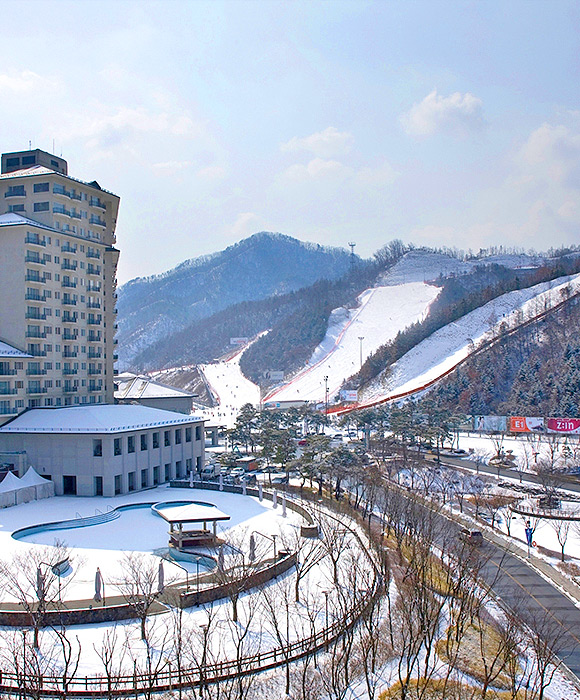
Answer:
[
  {"left": 358, "top": 336, "right": 364, "bottom": 369},
  {"left": 251, "top": 530, "right": 278, "bottom": 565},
  {"left": 323, "top": 376, "right": 329, "bottom": 416}
]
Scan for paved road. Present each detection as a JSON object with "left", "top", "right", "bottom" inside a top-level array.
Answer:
[{"left": 371, "top": 489, "right": 580, "bottom": 682}]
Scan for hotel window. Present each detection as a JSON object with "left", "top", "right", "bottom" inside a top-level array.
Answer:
[
  {"left": 140, "top": 434, "right": 148, "bottom": 451},
  {"left": 93, "top": 439, "right": 102, "bottom": 457},
  {"left": 175, "top": 429, "right": 182, "bottom": 445},
  {"left": 34, "top": 182, "right": 49, "bottom": 193},
  {"left": 152, "top": 432, "right": 159, "bottom": 449},
  {"left": 128, "top": 435, "right": 135, "bottom": 453},
  {"left": 114, "top": 438, "right": 122, "bottom": 456},
  {"left": 164, "top": 430, "right": 171, "bottom": 447},
  {"left": 185, "top": 427, "right": 192, "bottom": 443}
]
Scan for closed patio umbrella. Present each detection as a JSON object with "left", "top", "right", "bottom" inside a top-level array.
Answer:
[
  {"left": 158, "top": 561, "right": 165, "bottom": 594},
  {"left": 94, "top": 567, "right": 103, "bottom": 602},
  {"left": 249, "top": 534, "right": 256, "bottom": 562}
]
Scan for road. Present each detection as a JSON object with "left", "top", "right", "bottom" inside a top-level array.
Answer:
[{"left": 371, "top": 486, "right": 580, "bottom": 683}]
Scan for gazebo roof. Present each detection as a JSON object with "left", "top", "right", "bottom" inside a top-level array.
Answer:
[{"left": 157, "top": 503, "right": 230, "bottom": 525}]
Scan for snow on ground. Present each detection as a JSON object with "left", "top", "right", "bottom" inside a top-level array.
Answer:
[
  {"left": 265, "top": 282, "right": 440, "bottom": 405},
  {"left": 198, "top": 346, "right": 261, "bottom": 428},
  {"left": 360, "top": 272, "right": 580, "bottom": 404},
  {"left": 0, "top": 485, "right": 300, "bottom": 603}
]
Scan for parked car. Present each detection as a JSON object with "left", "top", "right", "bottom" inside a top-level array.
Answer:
[
  {"left": 239, "top": 473, "right": 257, "bottom": 485},
  {"left": 230, "top": 467, "right": 245, "bottom": 478}
]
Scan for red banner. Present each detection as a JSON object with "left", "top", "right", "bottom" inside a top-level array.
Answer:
[{"left": 547, "top": 418, "right": 580, "bottom": 434}]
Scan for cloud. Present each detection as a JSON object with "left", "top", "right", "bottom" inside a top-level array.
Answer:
[
  {"left": 283, "top": 157, "right": 352, "bottom": 183},
  {"left": 281, "top": 127, "right": 354, "bottom": 158},
  {"left": 232, "top": 212, "right": 261, "bottom": 237},
  {"left": 0, "top": 70, "right": 47, "bottom": 93},
  {"left": 152, "top": 160, "right": 192, "bottom": 172},
  {"left": 196, "top": 165, "right": 226, "bottom": 181},
  {"left": 517, "top": 123, "right": 580, "bottom": 188},
  {"left": 401, "top": 89, "right": 484, "bottom": 137}
]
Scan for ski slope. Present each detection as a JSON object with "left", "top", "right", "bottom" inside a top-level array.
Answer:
[
  {"left": 198, "top": 348, "right": 261, "bottom": 428},
  {"left": 358, "top": 272, "right": 580, "bottom": 406},
  {"left": 264, "top": 282, "right": 440, "bottom": 405}
]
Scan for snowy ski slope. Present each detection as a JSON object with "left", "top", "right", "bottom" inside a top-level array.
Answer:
[
  {"left": 264, "top": 281, "right": 440, "bottom": 405},
  {"left": 359, "top": 272, "right": 580, "bottom": 405}
]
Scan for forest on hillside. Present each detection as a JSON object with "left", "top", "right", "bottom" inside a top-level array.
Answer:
[{"left": 418, "top": 291, "right": 580, "bottom": 416}]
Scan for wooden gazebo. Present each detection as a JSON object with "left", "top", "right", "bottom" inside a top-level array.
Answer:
[{"left": 157, "top": 503, "right": 231, "bottom": 550}]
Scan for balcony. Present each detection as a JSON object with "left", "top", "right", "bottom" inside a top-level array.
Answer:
[
  {"left": 86, "top": 301, "right": 101, "bottom": 309},
  {"left": 112, "top": 353, "right": 118, "bottom": 361},
  {"left": 63, "top": 351, "right": 77, "bottom": 358},
  {"left": 61, "top": 261, "right": 78, "bottom": 271},
  {"left": 0, "top": 407, "right": 17, "bottom": 416},
  {"left": 86, "top": 249, "right": 101, "bottom": 259},
  {"left": 53, "top": 204, "right": 72, "bottom": 217},
  {"left": 61, "top": 297, "right": 77, "bottom": 306},
  {"left": 88, "top": 351, "right": 102, "bottom": 359},
  {"left": 90, "top": 198, "right": 106, "bottom": 210},
  {"left": 87, "top": 316, "right": 102, "bottom": 326},
  {"left": 25, "top": 311, "right": 47, "bottom": 320},
  {"left": 25, "top": 235, "right": 46, "bottom": 247},
  {"left": 63, "top": 385, "right": 78, "bottom": 394},
  {"left": 27, "top": 387, "right": 47, "bottom": 394},
  {"left": 27, "top": 346, "right": 46, "bottom": 357},
  {"left": 61, "top": 280, "right": 77, "bottom": 288},
  {"left": 53, "top": 185, "right": 82, "bottom": 201},
  {"left": 88, "top": 368, "right": 102, "bottom": 375},
  {"left": 87, "top": 333, "right": 102, "bottom": 343},
  {"left": 25, "top": 330, "right": 46, "bottom": 339},
  {"left": 88, "top": 385, "right": 102, "bottom": 392},
  {"left": 26, "top": 369, "right": 46, "bottom": 376},
  {"left": 62, "top": 331, "right": 78, "bottom": 341},
  {"left": 62, "top": 368, "right": 78, "bottom": 375},
  {"left": 25, "top": 254, "right": 46, "bottom": 265},
  {"left": 86, "top": 265, "right": 101, "bottom": 276},
  {"left": 61, "top": 313, "right": 78, "bottom": 323},
  {"left": 61, "top": 243, "right": 77, "bottom": 253},
  {"left": 5, "top": 189, "right": 26, "bottom": 198},
  {"left": 25, "top": 272, "right": 47, "bottom": 283},
  {"left": 25, "top": 292, "right": 47, "bottom": 301},
  {"left": 87, "top": 283, "right": 101, "bottom": 292},
  {"left": 0, "top": 369, "right": 16, "bottom": 376},
  {"left": 0, "top": 387, "right": 17, "bottom": 395}
]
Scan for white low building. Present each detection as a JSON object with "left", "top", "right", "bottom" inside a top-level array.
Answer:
[
  {"left": 0, "top": 404, "right": 205, "bottom": 497},
  {"left": 114, "top": 372, "right": 195, "bottom": 414}
]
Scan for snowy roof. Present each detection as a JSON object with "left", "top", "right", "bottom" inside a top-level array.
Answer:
[
  {"left": 157, "top": 503, "right": 230, "bottom": 524},
  {"left": 0, "top": 340, "right": 31, "bottom": 358},
  {"left": 0, "top": 404, "right": 204, "bottom": 434},
  {"left": 0, "top": 165, "right": 118, "bottom": 197},
  {"left": 115, "top": 373, "right": 194, "bottom": 400},
  {"left": 0, "top": 211, "right": 59, "bottom": 234}
]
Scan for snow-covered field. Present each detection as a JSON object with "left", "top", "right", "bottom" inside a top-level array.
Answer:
[
  {"left": 359, "top": 272, "right": 580, "bottom": 405},
  {"left": 265, "top": 282, "right": 440, "bottom": 405},
  {"left": 0, "top": 485, "right": 298, "bottom": 603}
]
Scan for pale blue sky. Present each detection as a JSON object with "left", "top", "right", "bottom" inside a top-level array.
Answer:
[{"left": 2, "top": 0, "right": 579, "bottom": 282}]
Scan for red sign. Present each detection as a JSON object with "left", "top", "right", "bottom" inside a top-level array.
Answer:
[
  {"left": 547, "top": 418, "right": 580, "bottom": 434},
  {"left": 510, "top": 416, "right": 545, "bottom": 433}
]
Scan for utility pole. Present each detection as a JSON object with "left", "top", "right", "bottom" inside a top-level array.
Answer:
[
  {"left": 358, "top": 336, "right": 364, "bottom": 369},
  {"left": 323, "top": 375, "right": 329, "bottom": 417}
]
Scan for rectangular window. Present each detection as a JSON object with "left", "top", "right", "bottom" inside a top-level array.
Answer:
[
  {"left": 185, "top": 427, "right": 192, "bottom": 443},
  {"left": 93, "top": 439, "right": 102, "bottom": 457},
  {"left": 175, "top": 461, "right": 182, "bottom": 478},
  {"left": 114, "top": 437, "right": 122, "bottom": 456},
  {"left": 152, "top": 432, "right": 159, "bottom": 449},
  {"left": 153, "top": 466, "right": 160, "bottom": 485},
  {"left": 140, "top": 434, "right": 148, "bottom": 451},
  {"left": 128, "top": 471, "right": 135, "bottom": 492},
  {"left": 33, "top": 182, "right": 49, "bottom": 193},
  {"left": 141, "top": 469, "right": 148, "bottom": 488},
  {"left": 94, "top": 476, "right": 103, "bottom": 496},
  {"left": 34, "top": 202, "right": 49, "bottom": 212},
  {"left": 164, "top": 464, "right": 170, "bottom": 481},
  {"left": 6, "top": 157, "right": 19, "bottom": 167},
  {"left": 175, "top": 429, "right": 182, "bottom": 445},
  {"left": 22, "top": 155, "right": 36, "bottom": 165},
  {"left": 196, "top": 425, "right": 202, "bottom": 441},
  {"left": 114, "top": 475, "right": 122, "bottom": 495},
  {"left": 128, "top": 435, "right": 135, "bottom": 453},
  {"left": 164, "top": 430, "right": 170, "bottom": 447}
]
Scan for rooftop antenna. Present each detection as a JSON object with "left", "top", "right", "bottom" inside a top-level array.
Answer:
[
  {"left": 348, "top": 241, "right": 356, "bottom": 269},
  {"left": 28, "top": 140, "right": 31, "bottom": 151}
]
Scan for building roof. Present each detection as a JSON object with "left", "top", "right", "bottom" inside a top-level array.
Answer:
[
  {"left": 115, "top": 373, "right": 195, "bottom": 400},
  {"left": 0, "top": 339, "right": 32, "bottom": 358},
  {"left": 0, "top": 404, "right": 204, "bottom": 434},
  {"left": 0, "top": 164, "right": 118, "bottom": 198},
  {"left": 0, "top": 211, "right": 60, "bottom": 234},
  {"left": 156, "top": 502, "right": 230, "bottom": 525}
]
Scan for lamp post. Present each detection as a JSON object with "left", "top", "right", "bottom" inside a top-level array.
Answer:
[
  {"left": 199, "top": 622, "right": 209, "bottom": 697},
  {"left": 358, "top": 336, "right": 364, "bottom": 369},
  {"left": 170, "top": 561, "right": 189, "bottom": 593},
  {"left": 323, "top": 375, "right": 329, "bottom": 416},
  {"left": 251, "top": 530, "right": 278, "bottom": 566}
]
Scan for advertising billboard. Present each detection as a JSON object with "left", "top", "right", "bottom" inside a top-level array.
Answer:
[
  {"left": 473, "top": 415, "right": 507, "bottom": 432},
  {"left": 509, "top": 416, "right": 545, "bottom": 433},
  {"left": 230, "top": 337, "right": 249, "bottom": 346},
  {"left": 547, "top": 418, "right": 580, "bottom": 435},
  {"left": 340, "top": 389, "right": 358, "bottom": 403}
]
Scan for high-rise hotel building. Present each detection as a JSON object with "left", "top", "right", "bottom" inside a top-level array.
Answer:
[{"left": 0, "top": 149, "right": 120, "bottom": 424}]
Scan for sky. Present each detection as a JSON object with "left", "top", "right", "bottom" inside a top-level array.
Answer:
[{"left": 1, "top": 0, "right": 579, "bottom": 283}]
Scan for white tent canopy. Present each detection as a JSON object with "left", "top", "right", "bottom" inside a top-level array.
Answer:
[{"left": 0, "top": 468, "right": 53, "bottom": 508}]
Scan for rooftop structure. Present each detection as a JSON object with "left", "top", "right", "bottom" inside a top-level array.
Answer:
[{"left": 115, "top": 372, "right": 195, "bottom": 414}]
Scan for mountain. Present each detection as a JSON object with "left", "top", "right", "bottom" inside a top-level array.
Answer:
[{"left": 116, "top": 232, "right": 355, "bottom": 369}]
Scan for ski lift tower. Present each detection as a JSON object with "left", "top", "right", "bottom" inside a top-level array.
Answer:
[{"left": 348, "top": 242, "right": 356, "bottom": 270}]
